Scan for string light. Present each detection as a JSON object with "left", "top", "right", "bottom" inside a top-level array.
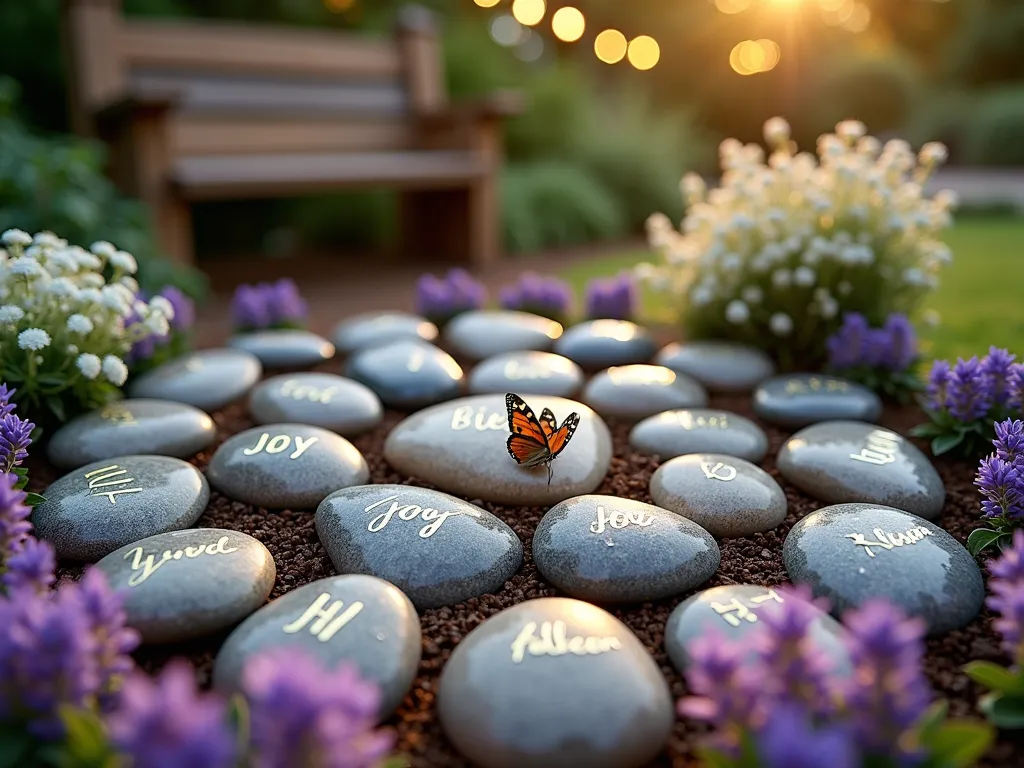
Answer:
[
  {"left": 551, "top": 6, "right": 586, "bottom": 43},
  {"left": 627, "top": 36, "right": 661, "bottom": 71},
  {"left": 594, "top": 29, "right": 628, "bottom": 64},
  {"left": 511, "top": 0, "right": 545, "bottom": 27},
  {"left": 729, "top": 39, "right": 781, "bottom": 75}
]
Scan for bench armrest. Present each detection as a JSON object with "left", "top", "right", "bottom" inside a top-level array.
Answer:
[
  {"left": 421, "top": 89, "right": 526, "bottom": 130},
  {"left": 95, "top": 91, "right": 178, "bottom": 136}
]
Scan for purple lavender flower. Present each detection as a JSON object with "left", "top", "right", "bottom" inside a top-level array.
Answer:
[
  {"left": 756, "top": 703, "right": 859, "bottom": 768},
  {"left": 2, "top": 537, "right": 55, "bottom": 595},
  {"left": 159, "top": 286, "right": 195, "bottom": 332},
  {"left": 925, "top": 360, "right": 951, "bottom": 413},
  {"left": 976, "top": 454, "right": 1024, "bottom": 519},
  {"left": 0, "top": 471, "right": 31, "bottom": 560},
  {"left": 982, "top": 347, "right": 1018, "bottom": 409},
  {"left": 826, "top": 313, "right": 870, "bottom": 370},
  {"left": 243, "top": 649, "right": 394, "bottom": 768},
  {"left": 584, "top": 273, "right": 636, "bottom": 321},
  {"left": 499, "top": 272, "right": 572, "bottom": 322},
  {"left": 881, "top": 314, "right": 918, "bottom": 372},
  {"left": 231, "top": 284, "right": 272, "bottom": 331},
  {"left": 827, "top": 313, "right": 917, "bottom": 373},
  {"left": 947, "top": 357, "right": 992, "bottom": 422},
  {"left": 0, "top": 384, "right": 15, "bottom": 417},
  {"left": 76, "top": 568, "right": 140, "bottom": 707},
  {"left": 107, "top": 661, "right": 236, "bottom": 768},
  {"left": 268, "top": 278, "right": 308, "bottom": 327},
  {"left": 995, "top": 420, "right": 1024, "bottom": 464},
  {"left": 988, "top": 530, "right": 1024, "bottom": 658},
  {"left": 838, "top": 600, "right": 931, "bottom": 765},
  {"left": 414, "top": 269, "right": 486, "bottom": 325},
  {"left": 1, "top": 411, "right": 35, "bottom": 473},
  {"left": 1010, "top": 364, "right": 1024, "bottom": 413}
]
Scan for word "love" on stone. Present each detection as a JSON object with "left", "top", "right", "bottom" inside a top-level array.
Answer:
[
  {"left": 845, "top": 526, "right": 933, "bottom": 558},
  {"left": 590, "top": 505, "right": 654, "bottom": 534},
  {"left": 510, "top": 620, "right": 622, "bottom": 664},
  {"left": 243, "top": 433, "right": 318, "bottom": 459},
  {"left": 364, "top": 495, "right": 482, "bottom": 539},
  {"left": 125, "top": 535, "right": 239, "bottom": 587},
  {"left": 849, "top": 429, "right": 901, "bottom": 466}
]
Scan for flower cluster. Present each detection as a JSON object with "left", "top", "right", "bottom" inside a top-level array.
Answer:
[
  {"left": 414, "top": 268, "right": 486, "bottom": 327},
  {"left": 913, "top": 347, "right": 1023, "bottom": 457},
  {"left": 825, "top": 312, "right": 921, "bottom": 400},
  {"left": 0, "top": 230, "right": 173, "bottom": 425},
  {"left": 584, "top": 272, "right": 636, "bottom": 321},
  {"left": 231, "top": 279, "right": 308, "bottom": 332},
  {"left": 498, "top": 272, "right": 573, "bottom": 324},
  {"left": 681, "top": 589, "right": 992, "bottom": 767},
  {"left": 641, "top": 118, "right": 954, "bottom": 369},
  {"left": 967, "top": 420, "right": 1024, "bottom": 555},
  {"left": 0, "top": 383, "right": 33, "bottom": 476},
  {"left": 127, "top": 285, "right": 196, "bottom": 372}
]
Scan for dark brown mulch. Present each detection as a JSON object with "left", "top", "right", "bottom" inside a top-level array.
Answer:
[{"left": 30, "top": 369, "right": 1024, "bottom": 767}]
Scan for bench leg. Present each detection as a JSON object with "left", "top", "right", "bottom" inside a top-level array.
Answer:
[
  {"left": 399, "top": 182, "right": 500, "bottom": 267},
  {"left": 152, "top": 194, "right": 195, "bottom": 265}
]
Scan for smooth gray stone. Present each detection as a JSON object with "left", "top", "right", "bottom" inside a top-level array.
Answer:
[
  {"left": 227, "top": 329, "right": 335, "bottom": 369},
  {"left": 629, "top": 409, "right": 769, "bottom": 463},
  {"left": 316, "top": 485, "right": 523, "bottom": 609},
  {"left": 664, "top": 585, "right": 849, "bottom": 671},
  {"left": 438, "top": 597, "right": 674, "bottom": 768},
  {"left": 777, "top": 421, "right": 945, "bottom": 520},
  {"left": 650, "top": 453, "right": 787, "bottom": 538},
  {"left": 248, "top": 373, "right": 383, "bottom": 436},
  {"left": 784, "top": 503, "right": 985, "bottom": 635},
  {"left": 553, "top": 319, "right": 657, "bottom": 370},
  {"left": 32, "top": 455, "right": 209, "bottom": 561},
  {"left": 443, "top": 310, "right": 563, "bottom": 361},
  {"left": 128, "top": 348, "right": 262, "bottom": 411},
  {"left": 93, "top": 528, "right": 275, "bottom": 644},
  {"left": 384, "top": 394, "right": 612, "bottom": 506},
  {"left": 753, "top": 374, "right": 882, "bottom": 429},
  {"left": 469, "top": 351, "right": 584, "bottom": 397},
  {"left": 332, "top": 311, "right": 438, "bottom": 355},
  {"left": 345, "top": 339, "right": 463, "bottom": 409},
  {"left": 207, "top": 423, "right": 369, "bottom": 509},
  {"left": 533, "top": 495, "right": 719, "bottom": 603},
  {"left": 47, "top": 400, "right": 216, "bottom": 470},
  {"left": 582, "top": 365, "right": 708, "bottom": 423},
  {"left": 213, "top": 574, "right": 421, "bottom": 718},
  {"left": 655, "top": 341, "right": 775, "bottom": 393}
]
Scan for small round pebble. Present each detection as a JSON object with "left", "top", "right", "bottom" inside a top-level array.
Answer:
[
  {"left": 227, "top": 329, "right": 335, "bottom": 369},
  {"left": 629, "top": 408, "right": 769, "bottom": 463},
  {"left": 332, "top": 311, "right": 439, "bottom": 354},
  {"left": 553, "top": 319, "right": 657, "bottom": 370},
  {"left": 582, "top": 365, "right": 708, "bottom": 423},
  {"left": 443, "top": 310, "right": 563, "bottom": 361},
  {"left": 128, "top": 348, "right": 262, "bottom": 411},
  {"left": 345, "top": 340, "right": 463, "bottom": 409},
  {"left": 753, "top": 373, "right": 882, "bottom": 429},
  {"left": 248, "top": 373, "right": 383, "bottom": 436},
  {"left": 468, "top": 351, "right": 584, "bottom": 397},
  {"left": 655, "top": 341, "right": 775, "bottom": 392}
]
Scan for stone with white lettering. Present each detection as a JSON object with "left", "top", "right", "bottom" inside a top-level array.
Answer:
[
  {"left": 248, "top": 373, "right": 383, "bottom": 436},
  {"left": 553, "top": 319, "right": 657, "bottom": 371},
  {"left": 331, "top": 311, "right": 439, "bottom": 355},
  {"left": 213, "top": 574, "right": 421, "bottom": 718},
  {"left": 777, "top": 421, "right": 945, "bottom": 520},
  {"left": 784, "top": 503, "right": 985, "bottom": 635},
  {"left": 384, "top": 394, "right": 612, "bottom": 505},
  {"left": 438, "top": 597, "right": 674, "bottom": 768},
  {"left": 629, "top": 408, "right": 769, "bottom": 463},
  {"left": 468, "top": 351, "right": 584, "bottom": 398},
  {"left": 227, "top": 329, "right": 335, "bottom": 369},
  {"left": 582, "top": 365, "right": 708, "bottom": 423},
  {"left": 533, "top": 495, "right": 719, "bottom": 603},
  {"left": 316, "top": 485, "right": 523, "bottom": 609},
  {"left": 94, "top": 529, "right": 275, "bottom": 644},
  {"left": 345, "top": 340, "right": 463, "bottom": 409},
  {"left": 207, "top": 424, "right": 369, "bottom": 509},
  {"left": 31, "top": 455, "right": 209, "bottom": 562},
  {"left": 47, "top": 400, "right": 216, "bottom": 470},
  {"left": 753, "top": 374, "right": 882, "bottom": 429},
  {"left": 443, "top": 310, "right": 564, "bottom": 361},
  {"left": 664, "top": 585, "right": 849, "bottom": 671},
  {"left": 649, "top": 453, "right": 787, "bottom": 538},
  {"left": 655, "top": 341, "right": 776, "bottom": 393},
  {"left": 128, "top": 348, "right": 262, "bottom": 411}
]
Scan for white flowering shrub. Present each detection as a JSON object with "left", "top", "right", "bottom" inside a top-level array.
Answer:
[
  {"left": 0, "top": 230, "right": 173, "bottom": 425},
  {"left": 641, "top": 118, "right": 955, "bottom": 368}
]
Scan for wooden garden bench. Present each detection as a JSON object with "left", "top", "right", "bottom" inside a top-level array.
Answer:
[{"left": 60, "top": 0, "right": 520, "bottom": 266}]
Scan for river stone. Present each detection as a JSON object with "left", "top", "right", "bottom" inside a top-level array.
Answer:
[
  {"left": 582, "top": 365, "right": 708, "bottom": 423},
  {"left": 655, "top": 341, "right": 776, "bottom": 392},
  {"left": 332, "top": 311, "right": 438, "bottom": 354},
  {"left": 248, "top": 373, "right": 383, "bottom": 436},
  {"left": 207, "top": 424, "right": 369, "bottom": 509},
  {"left": 443, "top": 310, "right": 563, "bottom": 361},
  {"left": 227, "top": 329, "right": 335, "bottom": 369},
  {"left": 650, "top": 453, "right": 787, "bottom": 538},
  {"left": 128, "top": 348, "right": 262, "bottom": 411},
  {"left": 93, "top": 528, "right": 275, "bottom": 644},
  {"left": 753, "top": 374, "right": 882, "bottom": 429},
  {"left": 383, "top": 394, "right": 612, "bottom": 506},
  {"left": 777, "top": 421, "right": 945, "bottom": 520},
  {"left": 532, "top": 495, "right": 719, "bottom": 603},
  {"left": 345, "top": 340, "right": 463, "bottom": 409},
  {"left": 629, "top": 409, "right": 769, "bottom": 463},
  {"left": 784, "top": 503, "right": 985, "bottom": 635},
  {"left": 438, "top": 597, "right": 674, "bottom": 768},
  {"left": 664, "top": 585, "right": 849, "bottom": 671},
  {"left": 315, "top": 485, "right": 523, "bottom": 609},
  {"left": 32, "top": 455, "right": 209, "bottom": 562},
  {"left": 468, "top": 351, "right": 584, "bottom": 397},
  {"left": 213, "top": 574, "right": 421, "bottom": 718},
  {"left": 553, "top": 319, "right": 657, "bottom": 371}
]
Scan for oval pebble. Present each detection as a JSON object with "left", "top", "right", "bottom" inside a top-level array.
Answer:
[
  {"left": 128, "top": 348, "right": 262, "bottom": 411},
  {"left": 332, "top": 311, "right": 438, "bottom": 354},
  {"left": 443, "top": 310, "right": 563, "bottom": 361},
  {"left": 582, "top": 365, "right": 708, "bottom": 423},
  {"left": 468, "top": 351, "right": 584, "bottom": 397},
  {"left": 248, "top": 373, "right": 383, "bottom": 436},
  {"left": 655, "top": 341, "right": 775, "bottom": 392},
  {"left": 345, "top": 340, "right": 463, "bottom": 409},
  {"left": 227, "top": 329, "right": 335, "bottom": 369},
  {"left": 629, "top": 408, "right": 768, "bottom": 463},
  {"left": 553, "top": 319, "right": 656, "bottom": 370},
  {"left": 753, "top": 374, "right": 882, "bottom": 429}
]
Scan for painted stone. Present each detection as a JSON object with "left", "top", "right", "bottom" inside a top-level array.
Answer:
[
  {"left": 443, "top": 310, "right": 563, "bottom": 361},
  {"left": 345, "top": 340, "right": 463, "bottom": 410},
  {"left": 753, "top": 374, "right": 883, "bottom": 429},
  {"left": 655, "top": 341, "right": 775, "bottom": 392},
  {"left": 629, "top": 408, "right": 769, "bottom": 463},
  {"left": 128, "top": 348, "right": 262, "bottom": 411},
  {"left": 248, "top": 373, "right": 383, "bottom": 436},
  {"left": 468, "top": 351, "right": 584, "bottom": 398},
  {"left": 227, "top": 329, "right": 335, "bottom": 369},
  {"left": 582, "top": 365, "right": 708, "bottom": 423},
  {"left": 331, "top": 311, "right": 438, "bottom": 355},
  {"left": 553, "top": 319, "right": 657, "bottom": 371}
]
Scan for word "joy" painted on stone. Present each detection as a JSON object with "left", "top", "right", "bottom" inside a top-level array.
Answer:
[
  {"left": 243, "top": 433, "right": 318, "bottom": 459},
  {"left": 701, "top": 461, "right": 737, "bottom": 481},
  {"left": 709, "top": 589, "right": 783, "bottom": 628},
  {"left": 590, "top": 505, "right": 654, "bottom": 534},
  {"left": 282, "top": 592, "right": 364, "bottom": 643},
  {"left": 451, "top": 406, "right": 507, "bottom": 432},
  {"left": 850, "top": 429, "right": 901, "bottom": 466},
  {"left": 84, "top": 464, "right": 142, "bottom": 504},
  {"left": 364, "top": 495, "right": 482, "bottom": 539},
  {"left": 510, "top": 620, "right": 622, "bottom": 663},
  {"left": 845, "top": 526, "right": 933, "bottom": 558},
  {"left": 125, "top": 535, "right": 239, "bottom": 587}
]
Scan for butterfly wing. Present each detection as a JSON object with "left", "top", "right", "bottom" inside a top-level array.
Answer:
[
  {"left": 546, "top": 412, "right": 580, "bottom": 458},
  {"left": 538, "top": 408, "right": 558, "bottom": 439},
  {"left": 505, "top": 393, "right": 551, "bottom": 467}
]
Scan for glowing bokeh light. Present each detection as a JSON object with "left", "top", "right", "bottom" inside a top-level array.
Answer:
[
  {"left": 729, "top": 39, "right": 780, "bottom": 75},
  {"left": 473, "top": 0, "right": 501, "bottom": 7},
  {"left": 511, "top": 0, "right": 545, "bottom": 27},
  {"left": 627, "top": 35, "right": 660, "bottom": 70},
  {"left": 842, "top": 2, "right": 871, "bottom": 32},
  {"left": 715, "top": 0, "right": 751, "bottom": 14},
  {"left": 491, "top": 14, "right": 525, "bottom": 47},
  {"left": 516, "top": 29, "right": 545, "bottom": 61},
  {"left": 818, "top": 0, "right": 846, "bottom": 10},
  {"left": 594, "top": 29, "right": 628, "bottom": 64},
  {"left": 551, "top": 6, "right": 586, "bottom": 43}
]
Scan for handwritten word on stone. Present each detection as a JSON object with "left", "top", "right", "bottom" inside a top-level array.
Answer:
[
  {"left": 700, "top": 461, "right": 737, "bottom": 482},
  {"left": 784, "top": 377, "right": 849, "bottom": 396},
  {"left": 849, "top": 429, "right": 901, "bottom": 466},
  {"left": 125, "top": 535, "right": 239, "bottom": 587},
  {"left": 364, "top": 494, "right": 483, "bottom": 539},
  {"left": 243, "top": 432, "right": 318, "bottom": 459},
  {"left": 589, "top": 505, "right": 654, "bottom": 534},
  {"left": 709, "top": 588, "right": 784, "bottom": 628},
  {"left": 846, "top": 526, "right": 934, "bottom": 558},
  {"left": 282, "top": 591, "right": 364, "bottom": 642},
  {"left": 85, "top": 464, "right": 142, "bottom": 504},
  {"left": 279, "top": 379, "right": 338, "bottom": 404},
  {"left": 672, "top": 411, "right": 728, "bottom": 430},
  {"left": 510, "top": 620, "right": 622, "bottom": 663},
  {"left": 99, "top": 403, "right": 138, "bottom": 426},
  {"left": 450, "top": 406, "right": 506, "bottom": 432}
]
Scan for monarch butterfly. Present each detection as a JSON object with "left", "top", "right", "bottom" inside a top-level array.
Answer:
[{"left": 505, "top": 393, "right": 580, "bottom": 485}]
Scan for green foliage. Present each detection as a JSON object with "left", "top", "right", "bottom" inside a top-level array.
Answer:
[
  {"left": 965, "top": 659, "right": 1024, "bottom": 730},
  {"left": 913, "top": 700, "right": 995, "bottom": 768},
  {"left": 967, "top": 527, "right": 1015, "bottom": 556},
  {"left": 910, "top": 411, "right": 996, "bottom": 460},
  {"left": 826, "top": 365, "right": 923, "bottom": 405},
  {"left": 904, "top": 89, "right": 979, "bottom": 163},
  {"left": 964, "top": 86, "right": 1024, "bottom": 166}
]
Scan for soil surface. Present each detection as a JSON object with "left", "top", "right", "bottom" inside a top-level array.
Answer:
[{"left": 32, "top": 358, "right": 1024, "bottom": 767}]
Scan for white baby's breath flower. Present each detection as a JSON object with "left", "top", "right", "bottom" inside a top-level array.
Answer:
[
  {"left": 794, "top": 266, "right": 816, "bottom": 287},
  {"left": 145, "top": 313, "right": 169, "bottom": 336},
  {"left": 837, "top": 281, "right": 853, "bottom": 296},
  {"left": 741, "top": 286, "right": 763, "bottom": 304},
  {"left": 78, "top": 287, "right": 102, "bottom": 306},
  {"left": 0, "top": 305, "right": 25, "bottom": 323},
  {"left": 101, "top": 355, "right": 129, "bottom": 386},
  {"left": 119, "top": 276, "right": 140, "bottom": 294},
  {"left": 9, "top": 256, "right": 41, "bottom": 277},
  {"left": 919, "top": 142, "right": 948, "bottom": 166},
  {"left": 771, "top": 269, "right": 792, "bottom": 289},
  {"left": 77, "top": 353, "right": 102, "bottom": 380},
  {"left": 48, "top": 277, "right": 78, "bottom": 298},
  {"left": 819, "top": 296, "right": 839, "bottom": 319},
  {"left": 902, "top": 267, "right": 926, "bottom": 286},
  {"left": 90, "top": 241, "right": 117, "bottom": 259},
  {"left": 110, "top": 250, "right": 138, "bottom": 274},
  {"left": 763, "top": 117, "right": 791, "bottom": 147},
  {"left": 769, "top": 312, "right": 793, "bottom": 336},
  {"left": 67, "top": 314, "right": 94, "bottom": 334},
  {"left": 681, "top": 173, "right": 706, "bottom": 201},
  {"left": 67, "top": 344, "right": 78, "bottom": 355},
  {"left": 100, "top": 286, "right": 131, "bottom": 315},
  {"left": 725, "top": 300, "right": 750, "bottom": 324},
  {"left": 148, "top": 296, "right": 175, "bottom": 321},
  {"left": 74, "top": 250, "right": 102, "bottom": 271},
  {"left": 33, "top": 232, "right": 64, "bottom": 249},
  {"left": 1, "top": 229, "right": 32, "bottom": 247},
  {"left": 18, "top": 328, "right": 51, "bottom": 350},
  {"left": 836, "top": 120, "right": 867, "bottom": 141},
  {"left": 690, "top": 286, "right": 714, "bottom": 306}
]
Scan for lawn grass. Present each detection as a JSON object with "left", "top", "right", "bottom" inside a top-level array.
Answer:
[{"left": 558, "top": 214, "right": 1024, "bottom": 363}]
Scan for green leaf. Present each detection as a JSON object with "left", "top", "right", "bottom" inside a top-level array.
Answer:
[
  {"left": 923, "top": 720, "right": 994, "bottom": 768},
  {"left": 44, "top": 395, "right": 66, "bottom": 424},
  {"left": 968, "top": 528, "right": 1010, "bottom": 556},
  {"left": 24, "top": 493, "right": 46, "bottom": 507},
  {"left": 932, "top": 432, "right": 965, "bottom": 456},
  {"left": 911, "top": 422, "right": 943, "bottom": 438},
  {"left": 980, "top": 692, "right": 1024, "bottom": 728},
  {"left": 226, "top": 693, "right": 251, "bottom": 759},
  {"left": 0, "top": 725, "right": 34, "bottom": 768},
  {"left": 964, "top": 661, "right": 1024, "bottom": 695},
  {"left": 377, "top": 755, "right": 412, "bottom": 768},
  {"left": 12, "top": 467, "right": 27, "bottom": 479},
  {"left": 36, "top": 707, "right": 118, "bottom": 768},
  {"left": 915, "top": 699, "right": 950, "bottom": 741}
]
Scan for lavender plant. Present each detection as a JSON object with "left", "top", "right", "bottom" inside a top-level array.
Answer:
[
  {"left": 231, "top": 279, "right": 308, "bottom": 333},
  {"left": 127, "top": 285, "right": 196, "bottom": 374},
  {"left": 498, "top": 272, "right": 573, "bottom": 325},
  {"left": 826, "top": 312, "right": 922, "bottom": 401},
  {"left": 912, "top": 347, "right": 1023, "bottom": 457},
  {"left": 584, "top": 272, "right": 636, "bottom": 321},
  {"left": 0, "top": 383, "right": 42, "bottom": 506},
  {"left": 414, "top": 268, "right": 486, "bottom": 328},
  {"left": 967, "top": 420, "right": 1024, "bottom": 555}
]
